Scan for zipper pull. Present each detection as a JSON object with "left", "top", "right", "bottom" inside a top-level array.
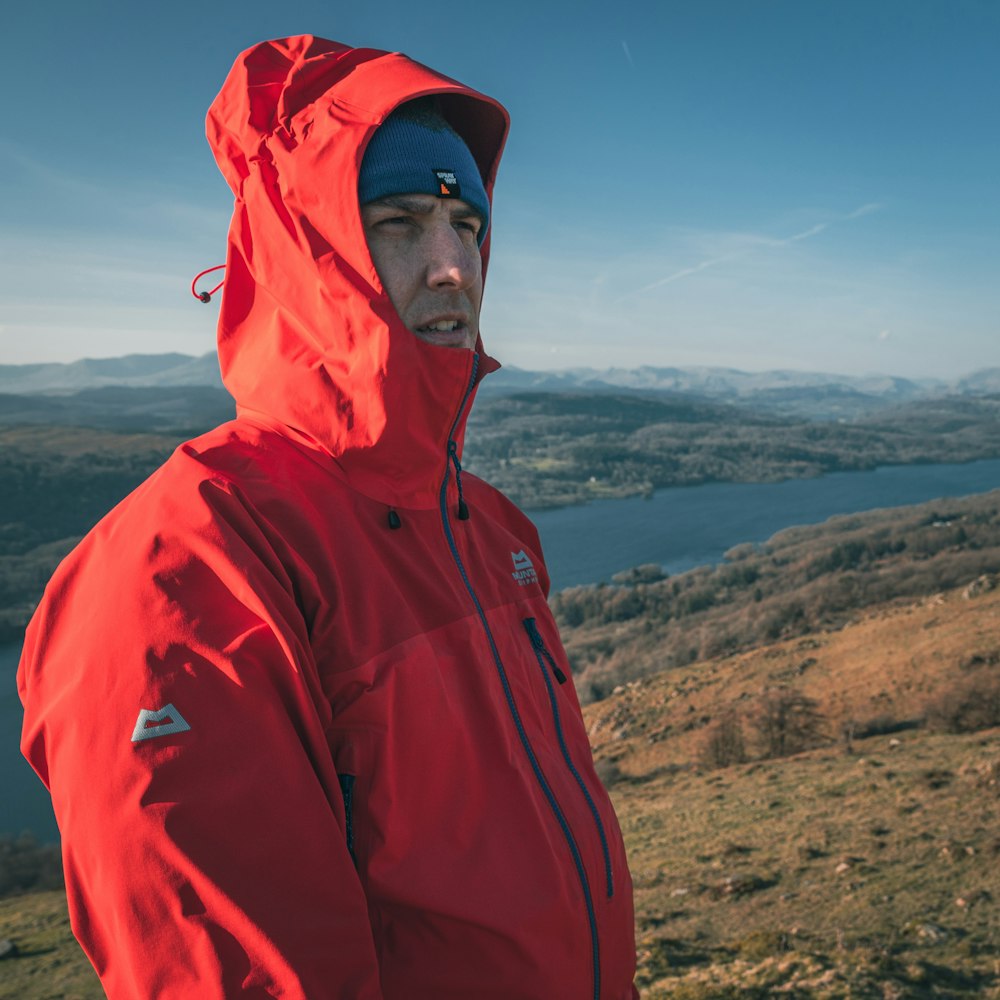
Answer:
[
  {"left": 448, "top": 440, "right": 471, "bottom": 520},
  {"left": 525, "top": 618, "right": 568, "bottom": 684},
  {"left": 525, "top": 618, "right": 544, "bottom": 648}
]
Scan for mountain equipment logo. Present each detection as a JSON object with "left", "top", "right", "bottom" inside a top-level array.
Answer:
[
  {"left": 433, "top": 168, "right": 461, "bottom": 198},
  {"left": 511, "top": 550, "right": 538, "bottom": 587},
  {"left": 131, "top": 704, "right": 191, "bottom": 743}
]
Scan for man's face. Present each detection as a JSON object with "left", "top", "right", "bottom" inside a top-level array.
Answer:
[{"left": 362, "top": 194, "right": 483, "bottom": 350}]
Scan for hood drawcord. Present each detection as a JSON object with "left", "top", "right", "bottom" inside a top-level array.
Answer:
[
  {"left": 191, "top": 265, "right": 226, "bottom": 303},
  {"left": 387, "top": 508, "right": 402, "bottom": 530},
  {"left": 447, "top": 441, "right": 470, "bottom": 520}
]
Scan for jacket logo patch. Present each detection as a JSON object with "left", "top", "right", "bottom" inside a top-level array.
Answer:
[
  {"left": 511, "top": 550, "right": 538, "bottom": 587},
  {"left": 433, "top": 168, "right": 461, "bottom": 198},
  {"left": 131, "top": 704, "right": 191, "bottom": 743}
]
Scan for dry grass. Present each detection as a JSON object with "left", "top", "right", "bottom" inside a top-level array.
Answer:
[
  {"left": 588, "top": 583, "right": 1000, "bottom": 997},
  {"left": 585, "top": 583, "right": 1000, "bottom": 769},
  {"left": 615, "top": 729, "right": 1000, "bottom": 997},
  {"left": 0, "top": 891, "right": 100, "bottom": 999}
]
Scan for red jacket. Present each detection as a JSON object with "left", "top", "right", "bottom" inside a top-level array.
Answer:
[{"left": 18, "top": 36, "right": 636, "bottom": 999}]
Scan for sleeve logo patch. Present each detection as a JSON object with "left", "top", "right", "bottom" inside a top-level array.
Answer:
[
  {"left": 131, "top": 704, "right": 191, "bottom": 743},
  {"left": 433, "top": 169, "right": 461, "bottom": 198},
  {"left": 511, "top": 550, "right": 539, "bottom": 587}
]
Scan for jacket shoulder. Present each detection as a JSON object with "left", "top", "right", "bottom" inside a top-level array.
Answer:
[
  {"left": 84, "top": 419, "right": 333, "bottom": 536},
  {"left": 28, "top": 421, "right": 337, "bottom": 633},
  {"left": 463, "top": 472, "right": 543, "bottom": 553}
]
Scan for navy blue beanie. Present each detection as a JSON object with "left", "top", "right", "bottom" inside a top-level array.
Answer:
[{"left": 358, "top": 99, "right": 490, "bottom": 246}]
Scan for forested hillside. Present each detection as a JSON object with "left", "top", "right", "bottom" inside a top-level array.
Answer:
[
  {"left": 464, "top": 392, "right": 1000, "bottom": 508},
  {"left": 0, "top": 425, "right": 181, "bottom": 641},
  {"left": 3, "top": 389, "right": 1000, "bottom": 642},
  {"left": 554, "top": 490, "right": 1000, "bottom": 701}
]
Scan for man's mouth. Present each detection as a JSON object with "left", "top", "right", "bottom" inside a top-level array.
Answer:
[
  {"left": 410, "top": 313, "right": 475, "bottom": 349},
  {"left": 415, "top": 319, "right": 462, "bottom": 333}
]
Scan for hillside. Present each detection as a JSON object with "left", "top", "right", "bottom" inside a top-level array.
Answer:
[
  {"left": 553, "top": 490, "right": 1000, "bottom": 701},
  {"left": 585, "top": 582, "right": 1000, "bottom": 998},
  {"left": 0, "top": 385, "right": 235, "bottom": 435},
  {"left": 3, "top": 391, "right": 998, "bottom": 644},
  {"left": 0, "top": 425, "right": 182, "bottom": 642},
  {"left": 3, "top": 582, "right": 998, "bottom": 998},
  {"left": 463, "top": 391, "right": 1000, "bottom": 509}
]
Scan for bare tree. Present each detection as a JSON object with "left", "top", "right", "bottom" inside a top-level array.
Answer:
[
  {"left": 698, "top": 711, "right": 748, "bottom": 769},
  {"left": 751, "top": 688, "right": 825, "bottom": 759}
]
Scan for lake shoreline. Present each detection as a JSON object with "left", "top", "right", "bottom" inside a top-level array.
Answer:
[{"left": 531, "top": 457, "right": 1000, "bottom": 591}]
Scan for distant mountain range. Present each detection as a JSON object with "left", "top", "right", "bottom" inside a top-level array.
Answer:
[
  {"left": 476, "top": 363, "right": 1000, "bottom": 419},
  {"left": 1, "top": 353, "right": 999, "bottom": 421},
  {"left": 0, "top": 353, "right": 225, "bottom": 394}
]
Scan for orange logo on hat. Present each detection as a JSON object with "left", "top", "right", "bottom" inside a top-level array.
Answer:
[{"left": 433, "top": 168, "right": 460, "bottom": 198}]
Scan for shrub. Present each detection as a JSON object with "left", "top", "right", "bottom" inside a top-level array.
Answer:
[
  {"left": 0, "top": 832, "right": 63, "bottom": 898},
  {"left": 751, "top": 688, "right": 825, "bottom": 759},
  {"left": 735, "top": 929, "right": 789, "bottom": 961},
  {"left": 842, "top": 714, "right": 919, "bottom": 743},
  {"left": 698, "top": 713, "right": 748, "bottom": 769},
  {"left": 611, "top": 563, "right": 667, "bottom": 585},
  {"left": 925, "top": 670, "right": 1000, "bottom": 733}
]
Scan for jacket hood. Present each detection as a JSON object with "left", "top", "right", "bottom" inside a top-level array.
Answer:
[{"left": 206, "top": 36, "right": 509, "bottom": 508}]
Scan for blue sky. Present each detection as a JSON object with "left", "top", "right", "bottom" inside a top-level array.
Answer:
[{"left": 1, "top": 0, "right": 997, "bottom": 379}]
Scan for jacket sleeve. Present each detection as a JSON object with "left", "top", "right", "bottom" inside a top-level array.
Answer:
[{"left": 17, "top": 473, "right": 384, "bottom": 999}]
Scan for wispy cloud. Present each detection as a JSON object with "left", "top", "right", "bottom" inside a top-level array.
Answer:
[
  {"left": 621, "top": 41, "right": 635, "bottom": 68},
  {"left": 846, "top": 203, "right": 881, "bottom": 220},
  {"left": 0, "top": 139, "right": 229, "bottom": 241},
  {"left": 629, "top": 202, "right": 883, "bottom": 297}
]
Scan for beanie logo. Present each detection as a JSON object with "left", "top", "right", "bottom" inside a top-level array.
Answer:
[{"left": 433, "top": 169, "right": 461, "bottom": 198}]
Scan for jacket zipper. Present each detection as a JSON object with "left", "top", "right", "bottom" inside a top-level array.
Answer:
[
  {"left": 523, "top": 616, "right": 614, "bottom": 899},
  {"left": 438, "top": 355, "right": 602, "bottom": 1000}
]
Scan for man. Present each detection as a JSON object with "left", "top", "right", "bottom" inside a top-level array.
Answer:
[{"left": 18, "top": 35, "right": 637, "bottom": 999}]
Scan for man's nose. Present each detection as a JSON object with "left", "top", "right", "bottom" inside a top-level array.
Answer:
[{"left": 425, "top": 222, "right": 478, "bottom": 290}]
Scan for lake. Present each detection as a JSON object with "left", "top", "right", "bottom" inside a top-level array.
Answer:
[
  {"left": 4, "top": 456, "right": 1000, "bottom": 840},
  {"left": 533, "top": 458, "right": 1000, "bottom": 591},
  {"left": 1, "top": 641, "right": 57, "bottom": 840}
]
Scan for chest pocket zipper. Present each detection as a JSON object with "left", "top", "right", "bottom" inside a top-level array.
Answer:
[
  {"left": 338, "top": 773, "right": 357, "bottom": 868},
  {"left": 522, "top": 617, "right": 614, "bottom": 899}
]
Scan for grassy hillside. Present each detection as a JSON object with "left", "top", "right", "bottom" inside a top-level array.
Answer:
[
  {"left": 587, "top": 583, "right": 1000, "bottom": 997},
  {"left": 0, "top": 889, "right": 101, "bottom": 999}
]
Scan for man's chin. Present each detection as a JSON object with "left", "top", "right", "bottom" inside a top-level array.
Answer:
[{"left": 412, "top": 327, "right": 477, "bottom": 350}]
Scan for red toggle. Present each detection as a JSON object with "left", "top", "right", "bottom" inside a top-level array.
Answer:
[{"left": 191, "top": 265, "right": 226, "bottom": 303}]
